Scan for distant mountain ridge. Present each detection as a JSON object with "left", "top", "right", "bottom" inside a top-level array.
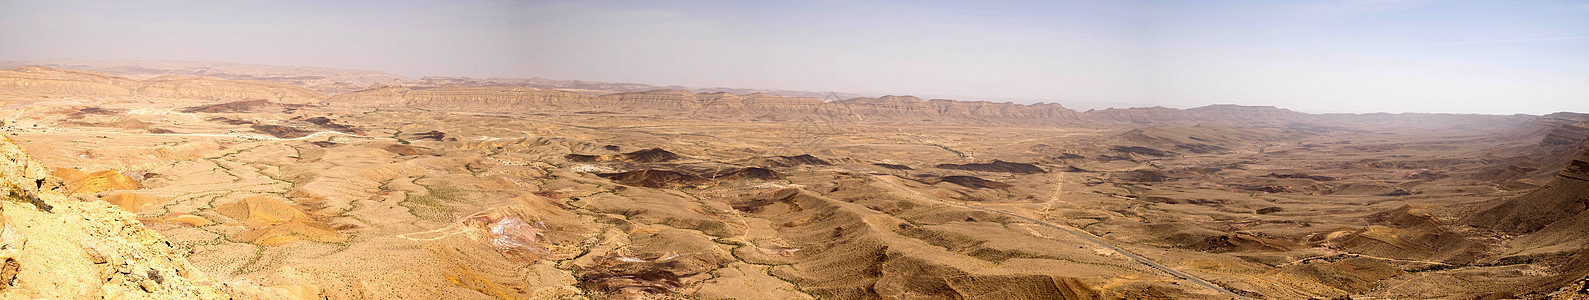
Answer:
[
  {"left": 327, "top": 84, "right": 1327, "bottom": 125},
  {"left": 0, "top": 60, "right": 869, "bottom": 99},
  {"left": 410, "top": 76, "right": 867, "bottom": 100},
  {"left": 0, "top": 64, "right": 1546, "bottom": 127}
]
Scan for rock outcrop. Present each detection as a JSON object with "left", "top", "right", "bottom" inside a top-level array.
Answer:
[{"left": 0, "top": 135, "right": 226, "bottom": 299}]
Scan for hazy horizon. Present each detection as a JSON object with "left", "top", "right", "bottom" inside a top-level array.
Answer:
[{"left": 2, "top": 0, "right": 1585, "bottom": 115}]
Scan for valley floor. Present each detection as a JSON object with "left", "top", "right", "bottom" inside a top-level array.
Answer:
[{"left": 5, "top": 95, "right": 1586, "bottom": 299}]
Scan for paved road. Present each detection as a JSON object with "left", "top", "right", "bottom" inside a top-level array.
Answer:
[{"left": 871, "top": 175, "right": 1252, "bottom": 300}]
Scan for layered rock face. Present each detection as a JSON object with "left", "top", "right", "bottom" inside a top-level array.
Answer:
[
  {"left": 0, "top": 66, "right": 327, "bottom": 103},
  {"left": 1467, "top": 148, "right": 1589, "bottom": 234},
  {"left": 1544, "top": 119, "right": 1589, "bottom": 146},
  {"left": 0, "top": 135, "right": 225, "bottom": 299}
]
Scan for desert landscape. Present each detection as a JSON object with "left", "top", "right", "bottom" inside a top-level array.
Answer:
[{"left": 0, "top": 61, "right": 1586, "bottom": 299}]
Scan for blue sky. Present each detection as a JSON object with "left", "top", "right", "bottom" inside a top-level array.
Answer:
[
  {"left": 1, "top": 0, "right": 1585, "bottom": 114},
  {"left": 1144, "top": 0, "right": 1589, "bottom": 114}
]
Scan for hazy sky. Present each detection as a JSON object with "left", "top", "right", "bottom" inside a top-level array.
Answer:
[{"left": 1, "top": 0, "right": 1586, "bottom": 114}]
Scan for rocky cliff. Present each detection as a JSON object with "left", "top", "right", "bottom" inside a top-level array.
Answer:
[
  {"left": 0, "top": 135, "right": 226, "bottom": 299},
  {"left": 1541, "top": 113, "right": 1589, "bottom": 146},
  {"left": 0, "top": 66, "right": 327, "bottom": 103}
]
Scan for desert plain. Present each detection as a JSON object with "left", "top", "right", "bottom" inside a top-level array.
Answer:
[{"left": 1, "top": 62, "right": 1588, "bottom": 299}]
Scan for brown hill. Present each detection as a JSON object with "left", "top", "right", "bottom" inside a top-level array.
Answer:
[
  {"left": 716, "top": 167, "right": 783, "bottom": 180},
  {"left": 620, "top": 148, "right": 682, "bottom": 163},
  {"left": 597, "top": 170, "right": 709, "bottom": 188},
  {"left": 746, "top": 154, "right": 833, "bottom": 168},
  {"left": 934, "top": 175, "right": 1012, "bottom": 189},
  {"left": 179, "top": 99, "right": 297, "bottom": 113},
  {"left": 935, "top": 160, "right": 1047, "bottom": 174},
  {"left": 51, "top": 168, "right": 143, "bottom": 195}
]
